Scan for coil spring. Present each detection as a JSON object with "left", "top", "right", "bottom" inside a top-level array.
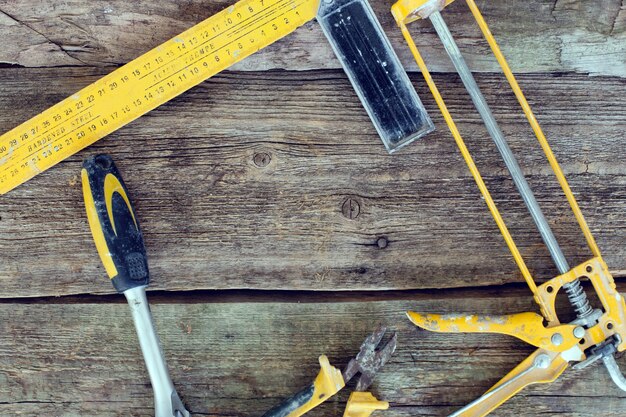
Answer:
[{"left": 563, "top": 279, "right": 594, "bottom": 319}]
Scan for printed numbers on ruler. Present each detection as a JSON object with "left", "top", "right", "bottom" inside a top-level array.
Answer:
[{"left": 0, "top": 0, "right": 319, "bottom": 194}]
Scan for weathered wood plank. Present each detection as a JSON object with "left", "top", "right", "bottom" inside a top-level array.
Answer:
[
  {"left": 0, "top": 68, "right": 624, "bottom": 297},
  {"left": 0, "top": 0, "right": 624, "bottom": 76},
  {"left": 1, "top": 291, "right": 625, "bottom": 416}
]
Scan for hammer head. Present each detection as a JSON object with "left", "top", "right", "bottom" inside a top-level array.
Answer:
[{"left": 342, "top": 326, "right": 398, "bottom": 391}]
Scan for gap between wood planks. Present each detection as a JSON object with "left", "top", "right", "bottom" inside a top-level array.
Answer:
[{"left": 1, "top": 279, "right": 624, "bottom": 305}]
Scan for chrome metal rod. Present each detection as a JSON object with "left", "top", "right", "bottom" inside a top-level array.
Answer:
[
  {"left": 428, "top": 11, "right": 596, "bottom": 321},
  {"left": 429, "top": 11, "right": 571, "bottom": 274},
  {"left": 125, "top": 286, "right": 190, "bottom": 417}
]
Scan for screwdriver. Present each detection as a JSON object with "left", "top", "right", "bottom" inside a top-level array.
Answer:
[{"left": 81, "top": 154, "right": 191, "bottom": 417}]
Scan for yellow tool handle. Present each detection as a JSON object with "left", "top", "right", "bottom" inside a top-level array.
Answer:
[
  {"left": 81, "top": 154, "right": 149, "bottom": 293},
  {"left": 0, "top": 0, "right": 319, "bottom": 195},
  {"left": 261, "top": 355, "right": 345, "bottom": 417},
  {"left": 407, "top": 311, "right": 583, "bottom": 352},
  {"left": 450, "top": 349, "right": 568, "bottom": 417},
  {"left": 343, "top": 392, "right": 389, "bottom": 417}
]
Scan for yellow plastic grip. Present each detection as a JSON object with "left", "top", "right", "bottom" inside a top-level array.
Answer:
[
  {"left": 286, "top": 355, "right": 345, "bottom": 417},
  {"left": 343, "top": 392, "right": 389, "bottom": 417},
  {"left": 81, "top": 154, "right": 150, "bottom": 293},
  {"left": 82, "top": 168, "right": 118, "bottom": 278},
  {"left": 407, "top": 311, "right": 583, "bottom": 353}
]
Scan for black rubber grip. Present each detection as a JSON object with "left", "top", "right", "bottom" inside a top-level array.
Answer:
[
  {"left": 261, "top": 384, "right": 315, "bottom": 417},
  {"left": 81, "top": 154, "right": 149, "bottom": 293},
  {"left": 317, "top": 0, "right": 434, "bottom": 152}
]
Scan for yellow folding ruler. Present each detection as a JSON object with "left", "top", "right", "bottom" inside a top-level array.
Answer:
[{"left": 0, "top": 0, "right": 434, "bottom": 195}]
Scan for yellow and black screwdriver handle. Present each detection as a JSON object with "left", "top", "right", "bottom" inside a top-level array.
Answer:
[{"left": 81, "top": 154, "right": 149, "bottom": 293}]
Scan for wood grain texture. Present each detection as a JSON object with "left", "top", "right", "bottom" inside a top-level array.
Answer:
[
  {"left": 1, "top": 292, "right": 626, "bottom": 416},
  {"left": 0, "top": 0, "right": 624, "bottom": 76},
  {"left": 0, "top": 1, "right": 624, "bottom": 414},
  {"left": 0, "top": 67, "right": 624, "bottom": 297}
]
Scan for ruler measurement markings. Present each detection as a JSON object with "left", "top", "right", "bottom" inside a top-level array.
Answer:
[
  {"left": 34, "top": 104, "right": 95, "bottom": 142},
  {"left": 0, "top": 0, "right": 320, "bottom": 193},
  {"left": 0, "top": 93, "right": 130, "bottom": 180},
  {"left": 1, "top": 100, "right": 95, "bottom": 158},
  {"left": 137, "top": 0, "right": 289, "bottom": 81},
  {"left": 152, "top": 0, "right": 299, "bottom": 85},
  {"left": 0, "top": 88, "right": 120, "bottom": 167},
  {"left": 0, "top": 74, "right": 125, "bottom": 153},
  {"left": 148, "top": 0, "right": 303, "bottom": 90},
  {"left": 10, "top": 117, "right": 101, "bottom": 180},
  {"left": 139, "top": 0, "right": 285, "bottom": 81},
  {"left": 0, "top": 0, "right": 293, "bottom": 147},
  {"left": 0, "top": 65, "right": 176, "bottom": 178},
  {"left": 225, "top": 0, "right": 293, "bottom": 38},
  {"left": 1, "top": 105, "right": 96, "bottom": 167},
  {"left": 0, "top": 2, "right": 275, "bottom": 164},
  {"left": 14, "top": 115, "right": 102, "bottom": 169}
]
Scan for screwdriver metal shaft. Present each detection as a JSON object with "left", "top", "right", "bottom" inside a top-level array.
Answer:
[{"left": 125, "top": 287, "right": 190, "bottom": 417}]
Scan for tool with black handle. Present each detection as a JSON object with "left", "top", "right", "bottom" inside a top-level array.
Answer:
[{"left": 82, "top": 154, "right": 191, "bottom": 417}]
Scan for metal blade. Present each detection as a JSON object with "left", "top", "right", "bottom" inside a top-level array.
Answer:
[{"left": 342, "top": 325, "right": 398, "bottom": 391}]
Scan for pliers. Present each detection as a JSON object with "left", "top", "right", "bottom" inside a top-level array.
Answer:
[
  {"left": 262, "top": 326, "right": 397, "bottom": 417},
  {"left": 82, "top": 154, "right": 397, "bottom": 417}
]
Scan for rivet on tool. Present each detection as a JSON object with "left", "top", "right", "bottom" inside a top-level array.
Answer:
[
  {"left": 551, "top": 333, "right": 564, "bottom": 346},
  {"left": 534, "top": 354, "right": 551, "bottom": 370},
  {"left": 573, "top": 326, "right": 586, "bottom": 339}
]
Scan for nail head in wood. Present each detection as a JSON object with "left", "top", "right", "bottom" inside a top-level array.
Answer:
[
  {"left": 342, "top": 197, "right": 361, "bottom": 220},
  {"left": 253, "top": 152, "right": 271, "bottom": 167}
]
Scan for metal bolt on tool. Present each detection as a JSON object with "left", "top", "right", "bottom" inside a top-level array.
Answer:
[{"left": 551, "top": 333, "right": 564, "bottom": 347}]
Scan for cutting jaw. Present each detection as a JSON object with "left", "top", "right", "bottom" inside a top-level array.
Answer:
[
  {"left": 341, "top": 327, "right": 397, "bottom": 417},
  {"left": 343, "top": 326, "right": 398, "bottom": 391}
]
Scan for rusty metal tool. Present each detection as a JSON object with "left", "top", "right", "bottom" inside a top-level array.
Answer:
[
  {"left": 341, "top": 328, "right": 396, "bottom": 417},
  {"left": 262, "top": 326, "right": 397, "bottom": 417},
  {"left": 82, "top": 154, "right": 191, "bottom": 417},
  {"left": 391, "top": 0, "right": 626, "bottom": 415}
]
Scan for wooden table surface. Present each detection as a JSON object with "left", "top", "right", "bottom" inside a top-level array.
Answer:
[{"left": 0, "top": 0, "right": 625, "bottom": 416}]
